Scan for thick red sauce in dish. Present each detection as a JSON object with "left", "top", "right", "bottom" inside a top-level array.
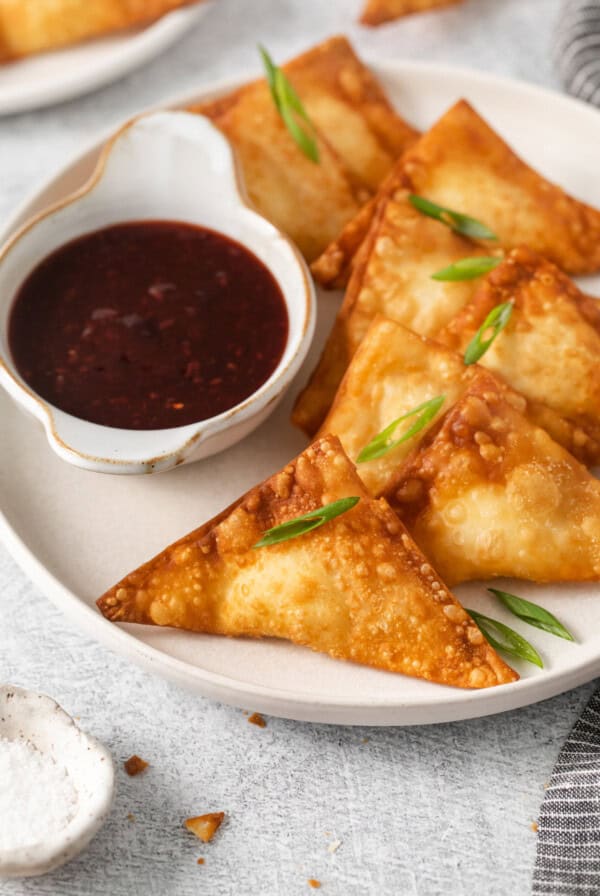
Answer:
[{"left": 9, "top": 221, "right": 289, "bottom": 430}]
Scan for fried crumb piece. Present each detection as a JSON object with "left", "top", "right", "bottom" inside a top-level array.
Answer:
[
  {"left": 184, "top": 812, "right": 225, "bottom": 843},
  {"left": 197, "top": 858, "right": 205, "bottom": 865},
  {"left": 327, "top": 839, "right": 342, "bottom": 854},
  {"left": 248, "top": 712, "right": 266, "bottom": 728},
  {"left": 361, "top": 737, "right": 370, "bottom": 744},
  {"left": 126, "top": 812, "right": 135, "bottom": 822},
  {"left": 531, "top": 822, "right": 539, "bottom": 833},
  {"left": 308, "top": 880, "right": 321, "bottom": 890},
  {"left": 124, "top": 755, "right": 148, "bottom": 776}
]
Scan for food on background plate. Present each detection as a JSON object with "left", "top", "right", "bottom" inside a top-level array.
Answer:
[
  {"left": 0, "top": 0, "right": 200, "bottom": 62},
  {"left": 438, "top": 247, "right": 600, "bottom": 465},
  {"left": 191, "top": 37, "right": 418, "bottom": 261},
  {"left": 385, "top": 371, "right": 600, "bottom": 585},
  {"left": 360, "top": 0, "right": 464, "bottom": 26},
  {"left": 312, "top": 99, "right": 600, "bottom": 286},
  {"left": 294, "top": 190, "right": 498, "bottom": 435},
  {"left": 97, "top": 435, "right": 517, "bottom": 689}
]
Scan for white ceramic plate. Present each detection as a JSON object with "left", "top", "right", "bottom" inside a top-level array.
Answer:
[
  {"left": 0, "top": 4, "right": 211, "bottom": 117},
  {"left": 2, "top": 62, "right": 600, "bottom": 726}
]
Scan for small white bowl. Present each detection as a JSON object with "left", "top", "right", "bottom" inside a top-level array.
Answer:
[
  {"left": 0, "top": 685, "right": 115, "bottom": 879},
  {"left": 0, "top": 112, "right": 315, "bottom": 474}
]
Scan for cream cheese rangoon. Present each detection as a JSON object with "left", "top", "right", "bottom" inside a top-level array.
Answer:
[
  {"left": 312, "top": 99, "right": 600, "bottom": 287},
  {"left": 98, "top": 435, "right": 517, "bottom": 689},
  {"left": 192, "top": 36, "right": 418, "bottom": 262},
  {"left": 438, "top": 247, "right": 600, "bottom": 466},
  {"left": 386, "top": 371, "right": 600, "bottom": 586}
]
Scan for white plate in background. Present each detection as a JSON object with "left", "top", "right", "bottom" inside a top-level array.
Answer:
[
  {"left": 0, "top": 3, "right": 211, "bottom": 116},
  {"left": 1, "top": 62, "right": 600, "bottom": 724}
]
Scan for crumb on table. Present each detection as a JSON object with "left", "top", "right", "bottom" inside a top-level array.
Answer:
[
  {"left": 248, "top": 712, "right": 267, "bottom": 728},
  {"left": 184, "top": 812, "right": 225, "bottom": 843},
  {"left": 308, "top": 880, "right": 321, "bottom": 889},
  {"left": 126, "top": 812, "right": 135, "bottom": 822},
  {"left": 124, "top": 755, "right": 149, "bottom": 776},
  {"left": 531, "top": 821, "right": 539, "bottom": 833},
  {"left": 197, "top": 858, "right": 205, "bottom": 865}
]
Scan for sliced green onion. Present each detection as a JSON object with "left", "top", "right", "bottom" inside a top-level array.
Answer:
[
  {"left": 431, "top": 256, "right": 501, "bottom": 281},
  {"left": 463, "top": 301, "right": 513, "bottom": 365},
  {"left": 488, "top": 588, "right": 575, "bottom": 642},
  {"left": 259, "top": 46, "right": 319, "bottom": 163},
  {"left": 356, "top": 396, "right": 445, "bottom": 464},
  {"left": 467, "top": 608, "right": 543, "bottom": 668},
  {"left": 254, "top": 496, "right": 359, "bottom": 548},
  {"left": 408, "top": 194, "right": 498, "bottom": 240}
]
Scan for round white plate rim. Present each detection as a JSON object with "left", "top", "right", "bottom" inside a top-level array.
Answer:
[
  {"left": 0, "top": 4, "right": 210, "bottom": 117},
  {"left": 2, "top": 59, "right": 600, "bottom": 726}
]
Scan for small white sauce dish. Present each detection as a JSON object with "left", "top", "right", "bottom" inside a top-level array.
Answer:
[
  {"left": 0, "top": 685, "right": 115, "bottom": 879},
  {"left": 0, "top": 111, "right": 315, "bottom": 474}
]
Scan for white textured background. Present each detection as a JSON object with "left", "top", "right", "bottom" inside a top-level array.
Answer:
[{"left": 1, "top": 1, "right": 596, "bottom": 894}]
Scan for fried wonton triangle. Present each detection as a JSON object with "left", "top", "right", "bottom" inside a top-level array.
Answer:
[
  {"left": 385, "top": 371, "right": 600, "bottom": 585},
  {"left": 98, "top": 435, "right": 516, "bottom": 689},
  {"left": 439, "top": 247, "right": 600, "bottom": 465},
  {"left": 281, "top": 36, "right": 419, "bottom": 190},
  {"left": 317, "top": 317, "right": 524, "bottom": 495},
  {"left": 191, "top": 38, "right": 418, "bottom": 261},
  {"left": 312, "top": 98, "right": 600, "bottom": 284},
  {"left": 360, "top": 0, "right": 464, "bottom": 26},
  {"left": 0, "top": 0, "right": 197, "bottom": 61},
  {"left": 293, "top": 190, "right": 494, "bottom": 435}
]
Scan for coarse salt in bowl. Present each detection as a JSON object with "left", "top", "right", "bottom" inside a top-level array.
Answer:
[{"left": 0, "top": 685, "right": 115, "bottom": 878}]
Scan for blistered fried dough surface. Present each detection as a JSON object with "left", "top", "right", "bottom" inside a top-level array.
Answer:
[
  {"left": 293, "top": 191, "right": 491, "bottom": 435},
  {"left": 283, "top": 36, "right": 419, "bottom": 190},
  {"left": 386, "top": 372, "right": 600, "bottom": 586},
  {"left": 98, "top": 435, "right": 516, "bottom": 688},
  {"left": 318, "top": 318, "right": 485, "bottom": 493},
  {"left": 399, "top": 100, "right": 600, "bottom": 274},
  {"left": 0, "top": 0, "right": 196, "bottom": 61},
  {"left": 439, "top": 248, "right": 600, "bottom": 465},
  {"left": 195, "top": 85, "right": 363, "bottom": 262},
  {"left": 192, "top": 37, "right": 418, "bottom": 262},
  {"left": 360, "top": 0, "right": 463, "bottom": 26}
]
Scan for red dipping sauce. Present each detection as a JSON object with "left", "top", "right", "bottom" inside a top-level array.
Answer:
[{"left": 9, "top": 221, "right": 289, "bottom": 430}]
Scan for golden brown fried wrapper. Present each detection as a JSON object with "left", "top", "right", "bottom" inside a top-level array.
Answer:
[
  {"left": 194, "top": 89, "right": 363, "bottom": 263},
  {"left": 0, "top": 0, "right": 198, "bottom": 61},
  {"left": 293, "top": 190, "right": 493, "bottom": 435},
  {"left": 318, "top": 315, "right": 581, "bottom": 490},
  {"left": 192, "top": 37, "right": 417, "bottom": 261},
  {"left": 313, "top": 98, "right": 600, "bottom": 284},
  {"left": 360, "top": 0, "right": 463, "bottom": 26},
  {"left": 282, "top": 35, "right": 419, "bottom": 190},
  {"left": 386, "top": 371, "right": 600, "bottom": 585},
  {"left": 439, "top": 247, "right": 600, "bottom": 465},
  {"left": 317, "top": 318, "right": 490, "bottom": 494},
  {"left": 398, "top": 99, "right": 600, "bottom": 274},
  {"left": 98, "top": 435, "right": 516, "bottom": 688}
]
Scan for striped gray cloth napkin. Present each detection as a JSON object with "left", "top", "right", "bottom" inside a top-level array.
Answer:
[
  {"left": 533, "top": 685, "right": 600, "bottom": 894},
  {"left": 534, "top": 3, "right": 600, "bottom": 891},
  {"left": 555, "top": 0, "right": 600, "bottom": 106}
]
